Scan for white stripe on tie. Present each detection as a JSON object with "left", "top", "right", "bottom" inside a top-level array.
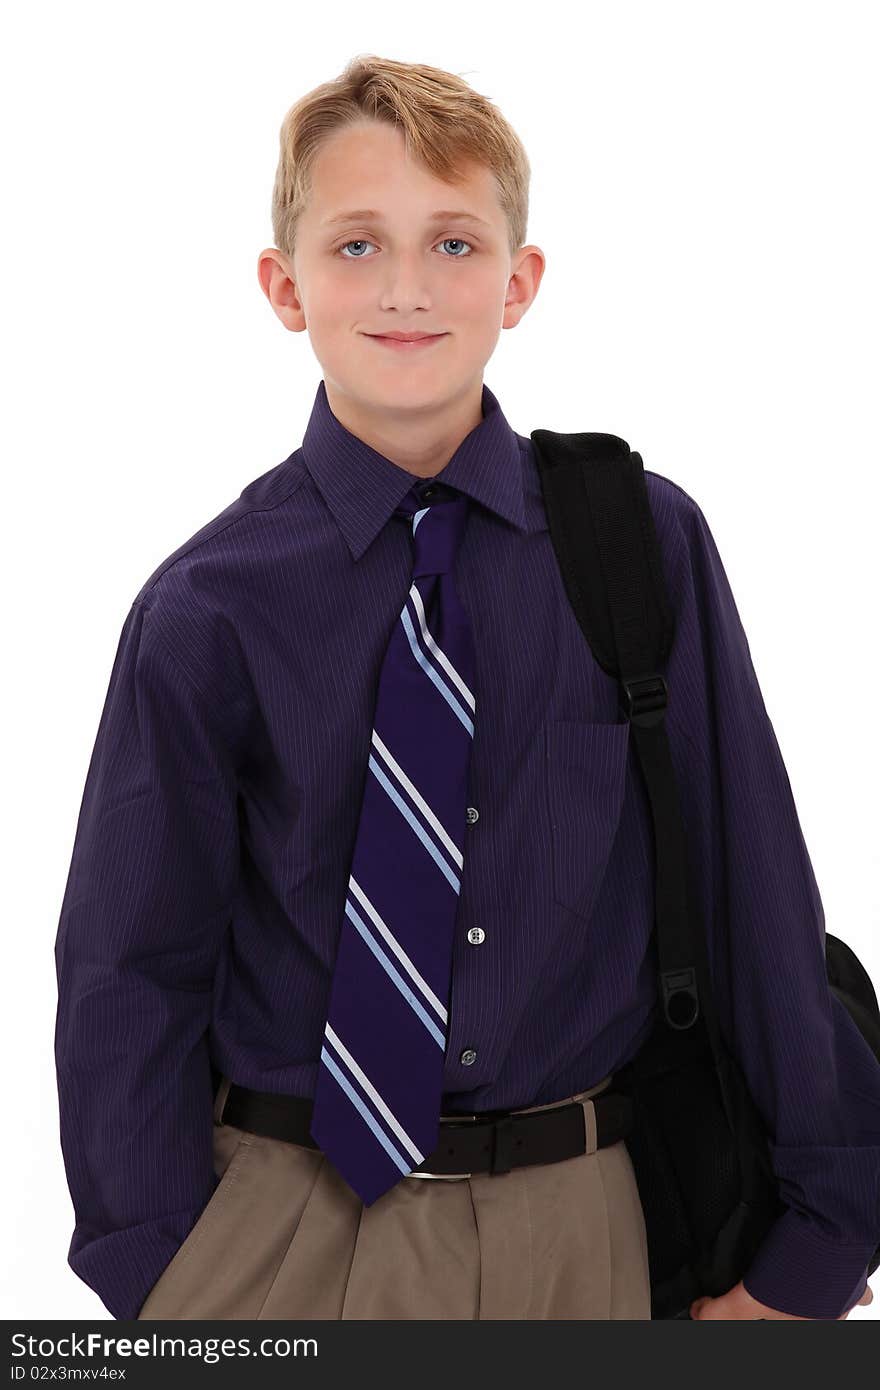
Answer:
[
  {"left": 371, "top": 728, "right": 463, "bottom": 870},
  {"left": 399, "top": 605, "right": 474, "bottom": 735},
  {"left": 349, "top": 874, "right": 448, "bottom": 1024},
  {"left": 318, "top": 1047, "right": 413, "bottom": 1174},
  {"left": 367, "top": 753, "right": 461, "bottom": 892},
  {"left": 323, "top": 1023, "right": 425, "bottom": 1164},
  {"left": 342, "top": 892, "right": 447, "bottom": 1047},
  {"left": 408, "top": 581, "right": 476, "bottom": 712}
]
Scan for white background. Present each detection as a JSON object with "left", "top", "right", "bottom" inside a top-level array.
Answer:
[{"left": 2, "top": 0, "right": 877, "bottom": 1322}]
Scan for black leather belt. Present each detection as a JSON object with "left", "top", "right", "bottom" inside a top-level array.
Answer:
[{"left": 218, "top": 1081, "right": 633, "bottom": 1178}]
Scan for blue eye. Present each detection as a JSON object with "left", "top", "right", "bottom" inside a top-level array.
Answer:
[
  {"left": 338, "top": 237, "right": 473, "bottom": 259},
  {"left": 339, "top": 240, "right": 373, "bottom": 258},
  {"left": 439, "top": 238, "right": 473, "bottom": 257}
]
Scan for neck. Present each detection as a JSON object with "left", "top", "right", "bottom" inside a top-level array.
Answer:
[{"left": 323, "top": 377, "right": 484, "bottom": 480}]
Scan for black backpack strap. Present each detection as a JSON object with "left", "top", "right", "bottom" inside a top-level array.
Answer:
[
  {"left": 532, "top": 430, "right": 880, "bottom": 1292},
  {"left": 531, "top": 428, "right": 707, "bottom": 1035}
]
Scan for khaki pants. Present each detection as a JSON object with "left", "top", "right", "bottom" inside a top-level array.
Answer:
[{"left": 137, "top": 1072, "right": 651, "bottom": 1320}]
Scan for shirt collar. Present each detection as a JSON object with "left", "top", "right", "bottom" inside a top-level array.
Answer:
[{"left": 301, "top": 377, "right": 529, "bottom": 561}]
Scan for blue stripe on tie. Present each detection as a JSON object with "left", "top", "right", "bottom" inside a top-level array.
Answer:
[
  {"left": 408, "top": 583, "right": 475, "bottom": 715},
  {"left": 344, "top": 895, "right": 447, "bottom": 1048},
  {"left": 319, "top": 1044, "right": 412, "bottom": 1175},
  {"left": 367, "top": 753, "right": 461, "bottom": 893},
  {"left": 399, "top": 604, "right": 474, "bottom": 736},
  {"left": 371, "top": 731, "right": 463, "bottom": 873}
]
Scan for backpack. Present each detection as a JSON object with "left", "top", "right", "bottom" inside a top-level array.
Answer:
[{"left": 530, "top": 427, "right": 880, "bottom": 1319}]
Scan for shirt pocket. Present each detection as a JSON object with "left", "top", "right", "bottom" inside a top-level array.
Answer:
[{"left": 545, "top": 718, "right": 631, "bottom": 921}]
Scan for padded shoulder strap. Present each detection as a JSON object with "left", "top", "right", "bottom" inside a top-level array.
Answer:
[
  {"left": 530, "top": 426, "right": 707, "bottom": 1036},
  {"left": 530, "top": 429, "right": 674, "bottom": 699}
]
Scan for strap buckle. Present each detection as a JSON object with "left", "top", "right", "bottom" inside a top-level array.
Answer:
[
  {"left": 620, "top": 673, "right": 668, "bottom": 727},
  {"left": 661, "top": 966, "right": 700, "bottom": 1029}
]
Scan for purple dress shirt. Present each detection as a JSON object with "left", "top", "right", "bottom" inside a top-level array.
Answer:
[{"left": 54, "top": 378, "right": 880, "bottom": 1321}]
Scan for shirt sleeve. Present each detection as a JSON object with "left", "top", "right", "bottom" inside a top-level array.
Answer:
[
  {"left": 53, "top": 591, "right": 240, "bottom": 1320},
  {"left": 661, "top": 490, "right": 880, "bottom": 1319}
]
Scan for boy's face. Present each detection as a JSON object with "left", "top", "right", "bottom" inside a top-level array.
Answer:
[{"left": 258, "top": 119, "right": 544, "bottom": 421}]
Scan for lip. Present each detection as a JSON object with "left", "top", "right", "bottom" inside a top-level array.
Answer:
[{"left": 365, "top": 333, "right": 448, "bottom": 350}]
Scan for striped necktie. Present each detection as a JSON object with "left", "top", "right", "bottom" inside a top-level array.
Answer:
[{"left": 309, "top": 480, "right": 476, "bottom": 1205}]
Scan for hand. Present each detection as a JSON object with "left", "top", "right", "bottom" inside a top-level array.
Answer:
[{"left": 690, "top": 1278, "right": 874, "bottom": 1320}]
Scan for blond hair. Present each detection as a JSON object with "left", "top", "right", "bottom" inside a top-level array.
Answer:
[{"left": 271, "top": 54, "right": 530, "bottom": 260}]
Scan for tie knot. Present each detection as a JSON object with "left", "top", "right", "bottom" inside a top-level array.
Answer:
[{"left": 394, "top": 483, "right": 470, "bottom": 578}]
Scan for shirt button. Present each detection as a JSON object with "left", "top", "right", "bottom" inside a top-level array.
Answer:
[
  {"left": 460, "top": 1048, "right": 477, "bottom": 1066},
  {"left": 420, "top": 484, "right": 437, "bottom": 499},
  {"left": 467, "top": 927, "right": 485, "bottom": 945},
  {"left": 466, "top": 806, "right": 479, "bottom": 824}
]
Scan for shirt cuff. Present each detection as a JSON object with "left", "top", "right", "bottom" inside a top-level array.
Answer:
[
  {"left": 740, "top": 1209, "right": 875, "bottom": 1318},
  {"left": 68, "top": 1207, "right": 207, "bottom": 1321}
]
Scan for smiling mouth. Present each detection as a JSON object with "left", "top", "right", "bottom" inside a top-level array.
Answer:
[{"left": 365, "top": 333, "right": 449, "bottom": 349}]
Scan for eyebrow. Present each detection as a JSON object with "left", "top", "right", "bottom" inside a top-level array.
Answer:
[{"left": 321, "top": 208, "right": 493, "bottom": 229}]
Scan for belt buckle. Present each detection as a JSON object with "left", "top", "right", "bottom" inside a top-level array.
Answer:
[
  {"left": 406, "top": 1112, "right": 479, "bottom": 1179},
  {"left": 408, "top": 1170, "right": 473, "bottom": 1180}
]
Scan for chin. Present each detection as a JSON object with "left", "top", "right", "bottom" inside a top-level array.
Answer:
[{"left": 365, "top": 367, "right": 453, "bottom": 389}]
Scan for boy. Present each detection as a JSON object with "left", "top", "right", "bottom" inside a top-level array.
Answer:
[{"left": 54, "top": 54, "right": 878, "bottom": 1321}]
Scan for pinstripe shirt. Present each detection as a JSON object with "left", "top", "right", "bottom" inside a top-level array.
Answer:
[{"left": 54, "top": 378, "right": 880, "bottom": 1320}]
